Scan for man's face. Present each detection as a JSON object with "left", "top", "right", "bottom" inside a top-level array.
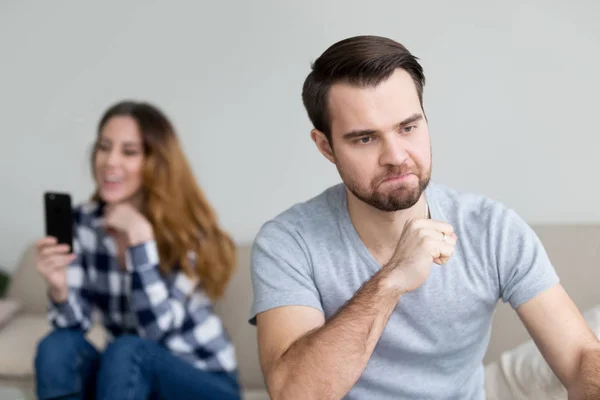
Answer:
[{"left": 317, "top": 68, "right": 431, "bottom": 212}]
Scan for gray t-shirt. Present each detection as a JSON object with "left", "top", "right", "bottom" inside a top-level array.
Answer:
[{"left": 249, "top": 181, "right": 559, "bottom": 400}]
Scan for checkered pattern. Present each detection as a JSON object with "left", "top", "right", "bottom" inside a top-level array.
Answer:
[{"left": 47, "top": 202, "right": 237, "bottom": 373}]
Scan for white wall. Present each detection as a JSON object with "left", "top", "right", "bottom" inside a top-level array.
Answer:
[{"left": 1, "top": 0, "right": 599, "bottom": 272}]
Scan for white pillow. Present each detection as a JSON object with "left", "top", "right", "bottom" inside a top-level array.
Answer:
[{"left": 485, "top": 304, "right": 600, "bottom": 400}]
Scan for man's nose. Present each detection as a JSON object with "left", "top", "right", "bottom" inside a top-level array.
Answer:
[{"left": 379, "top": 136, "right": 409, "bottom": 167}]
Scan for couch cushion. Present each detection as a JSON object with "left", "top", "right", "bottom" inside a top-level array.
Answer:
[
  {"left": 0, "top": 314, "right": 107, "bottom": 379},
  {"left": 214, "top": 244, "right": 265, "bottom": 391},
  {"left": 0, "top": 299, "right": 21, "bottom": 330}
]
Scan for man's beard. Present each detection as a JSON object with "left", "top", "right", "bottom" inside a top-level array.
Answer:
[{"left": 342, "top": 164, "right": 431, "bottom": 212}]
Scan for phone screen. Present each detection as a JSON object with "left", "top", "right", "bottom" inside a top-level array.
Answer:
[{"left": 44, "top": 192, "right": 74, "bottom": 249}]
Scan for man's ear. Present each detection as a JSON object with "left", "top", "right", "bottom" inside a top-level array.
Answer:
[{"left": 311, "top": 129, "right": 335, "bottom": 164}]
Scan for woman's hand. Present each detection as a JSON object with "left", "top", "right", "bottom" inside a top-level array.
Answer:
[
  {"left": 35, "top": 236, "right": 76, "bottom": 303},
  {"left": 105, "top": 203, "right": 154, "bottom": 245}
]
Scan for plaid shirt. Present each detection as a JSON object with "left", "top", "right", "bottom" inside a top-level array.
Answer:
[{"left": 47, "top": 201, "right": 237, "bottom": 373}]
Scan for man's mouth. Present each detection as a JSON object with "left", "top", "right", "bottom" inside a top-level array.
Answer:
[{"left": 381, "top": 173, "right": 414, "bottom": 183}]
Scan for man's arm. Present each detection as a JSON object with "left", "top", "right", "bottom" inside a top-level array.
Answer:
[
  {"left": 257, "top": 268, "right": 403, "bottom": 400},
  {"left": 255, "top": 218, "right": 456, "bottom": 400},
  {"left": 516, "top": 283, "right": 600, "bottom": 399}
]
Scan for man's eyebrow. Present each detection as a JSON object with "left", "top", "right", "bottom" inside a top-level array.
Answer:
[
  {"left": 393, "top": 113, "right": 423, "bottom": 130},
  {"left": 342, "top": 128, "right": 378, "bottom": 140},
  {"left": 342, "top": 113, "right": 424, "bottom": 140}
]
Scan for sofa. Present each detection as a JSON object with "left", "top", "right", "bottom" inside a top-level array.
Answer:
[{"left": 0, "top": 224, "right": 598, "bottom": 399}]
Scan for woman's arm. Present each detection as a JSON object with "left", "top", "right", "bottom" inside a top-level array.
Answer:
[
  {"left": 126, "top": 241, "right": 235, "bottom": 371},
  {"left": 46, "top": 235, "right": 94, "bottom": 332},
  {"left": 126, "top": 241, "right": 220, "bottom": 346}
]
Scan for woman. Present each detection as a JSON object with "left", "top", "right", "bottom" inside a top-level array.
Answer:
[{"left": 34, "top": 101, "right": 241, "bottom": 400}]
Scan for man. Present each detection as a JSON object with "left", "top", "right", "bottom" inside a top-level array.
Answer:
[{"left": 248, "top": 35, "right": 600, "bottom": 399}]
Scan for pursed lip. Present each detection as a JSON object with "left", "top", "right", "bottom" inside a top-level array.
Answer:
[{"left": 381, "top": 173, "right": 415, "bottom": 184}]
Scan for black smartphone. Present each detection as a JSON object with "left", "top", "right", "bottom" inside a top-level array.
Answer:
[{"left": 44, "top": 192, "right": 74, "bottom": 249}]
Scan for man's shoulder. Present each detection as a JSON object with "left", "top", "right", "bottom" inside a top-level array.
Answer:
[
  {"left": 256, "top": 183, "right": 344, "bottom": 238},
  {"left": 428, "top": 182, "right": 514, "bottom": 224},
  {"left": 429, "top": 182, "right": 533, "bottom": 247}
]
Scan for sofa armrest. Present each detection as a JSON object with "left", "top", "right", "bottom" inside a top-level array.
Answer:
[{"left": 6, "top": 243, "right": 49, "bottom": 314}]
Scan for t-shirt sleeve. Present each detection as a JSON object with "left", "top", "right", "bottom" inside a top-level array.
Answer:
[
  {"left": 248, "top": 220, "right": 323, "bottom": 325},
  {"left": 496, "top": 207, "right": 560, "bottom": 309}
]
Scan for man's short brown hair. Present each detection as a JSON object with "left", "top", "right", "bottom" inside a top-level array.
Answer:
[{"left": 302, "top": 35, "right": 426, "bottom": 143}]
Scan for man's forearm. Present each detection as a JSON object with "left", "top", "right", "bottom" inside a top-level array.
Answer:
[
  {"left": 269, "top": 266, "right": 403, "bottom": 400},
  {"left": 568, "top": 345, "right": 600, "bottom": 400}
]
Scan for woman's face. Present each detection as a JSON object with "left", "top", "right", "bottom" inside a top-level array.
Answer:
[{"left": 94, "top": 116, "right": 145, "bottom": 205}]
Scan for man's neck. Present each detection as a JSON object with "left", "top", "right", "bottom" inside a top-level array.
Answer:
[{"left": 346, "top": 188, "right": 428, "bottom": 265}]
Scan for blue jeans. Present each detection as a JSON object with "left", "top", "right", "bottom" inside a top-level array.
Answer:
[{"left": 34, "top": 328, "right": 241, "bottom": 400}]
